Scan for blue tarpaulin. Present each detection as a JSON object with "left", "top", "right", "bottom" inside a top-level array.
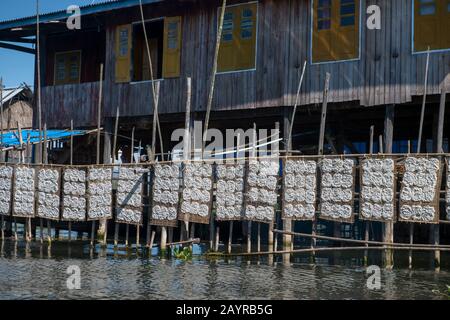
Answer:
[{"left": 0, "top": 129, "right": 88, "bottom": 148}]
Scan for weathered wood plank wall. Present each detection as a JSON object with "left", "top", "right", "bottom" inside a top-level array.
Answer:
[{"left": 42, "top": 0, "right": 450, "bottom": 128}]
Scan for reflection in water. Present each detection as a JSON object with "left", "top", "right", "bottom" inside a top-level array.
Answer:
[{"left": 0, "top": 240, "right": 448, "bottom": 300}]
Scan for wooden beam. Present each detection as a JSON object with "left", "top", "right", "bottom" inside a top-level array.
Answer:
[
  {"left": 417, "top": 48, "right": 430, "bottom": 153},
  {"left": 0, "top": 42, "right": 35, "bottom": 54}
]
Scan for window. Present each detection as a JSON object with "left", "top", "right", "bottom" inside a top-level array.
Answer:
[
  {"left": 312, "top": 0, "right": 360, "bottom": 63},
  {"left": 115, "top": 17, "right": 182, "bottom": 83},
  {"left": 218, "top": 2, "right": 258, "bottom": 73},
  {"left": 54, "top": 51, "right": 81, "bottom": 85},
  {"left": 414, "top": 0, "right": 450, "bottom": 51}
]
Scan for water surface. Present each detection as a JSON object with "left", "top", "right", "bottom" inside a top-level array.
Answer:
[{"left": 0, "top": 240, "right": 449, "bottom": 300}]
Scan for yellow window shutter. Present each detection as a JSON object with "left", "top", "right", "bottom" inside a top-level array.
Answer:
[
  {"left": 414, "top": 0, "right": 439, "bottom": 51},
  {"left": 115, "top": 24, "right": 132, "bottom": 83},
  {"left": 162, "top": 16, "right": 182, "bottom": 78},
  {"left": 332, "top": 0, "right": 359, "bottom": 60},
  {"left": 236, "top": 3, "right": 257, "bottom": 70},
  {"left": 313, "top": 0, "right": 333, "bottom": 62},
  {"left": 218, "top": 7, "right": 237, "bottom": 72}
]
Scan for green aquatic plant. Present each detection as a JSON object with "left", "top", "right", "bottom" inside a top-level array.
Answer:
[{"left": 173, "top": 246, "right": 193, "bottom": 260}]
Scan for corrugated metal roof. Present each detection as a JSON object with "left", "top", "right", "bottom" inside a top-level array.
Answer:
[
  {"left": 1, "top": 86, "right": 28, "bottom": 104},
  {"left": 0, "top": 0, "right": 163, "bottom": 31}
]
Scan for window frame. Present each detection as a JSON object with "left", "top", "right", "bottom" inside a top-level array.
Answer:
[
  {"left": 130, "top": 16, "right": 165, "bottom": 84},
  {"left": 412, "top": 0, "right": 450, "bottom": 54},
  {"left": 216, "top": 0, "right": 259, "bottom": 75},
  {"left": 53, "top": 50, "right": 82, "bottom": 86},
  {"left": 310, "top": 0, "right": 362, "bottom": 65}
]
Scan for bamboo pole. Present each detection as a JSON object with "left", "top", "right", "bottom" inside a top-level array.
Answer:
[
  {"left": 286, "top": 61, "right": 307, "bottom": 152},
  {"left": 417, "top": 47, "right": 430, "bottom": 153},
  {"left": 183, "top": 77, "right": 192, "bottom": 241},
  {"left": 36, "top": 0, "right": 43, "bottom": 164},
  {"left": 97, "top": 64, "right": 103, "bottom": 163},
  {"left": 313, "top": 73, "right": 331, "bottom": 253},
  {"left": 364, "top": 125, "right": 375, "bottom": 264},
  {"left": 203, "top": 0, "right": 227, "bottom": 151},
  {"left": 215, "top": 226, "right": 220, "bottom": 252},
  {"left": 139, "top": 0, "right": 164, "bottom": 160}
]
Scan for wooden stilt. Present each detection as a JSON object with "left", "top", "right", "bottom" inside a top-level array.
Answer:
[
  {"left": 90, "top": 220, "right": 96, "bottom": 247},
  {"left": 364, "top": 125, "right": 375, "bottom": 265},
  {"left": 125, "top": 224, "right": 129, "bottom": 247},
  {"left": 160, "top": 227, "right": 167, "bottom": 254},
  {"left": 383, "top": 105, "right": 395, "bottom": 269},
  {"left": 409, "top": 223, "right": 414, "bottom": 269},
  {"left": 47, "top": 219, "right": 51, "bottom": 244},
  {"left": 257, "top": 223, "right": 261, "bottom": 253},
  {"left": 417, "top": 48, "right": 430, "bottom": 153},
  {"left": 1, "top": 215, "right": 4, "bottom": 240},
  {"left": 149, "top": 231, "right": 156, "bottom": 256},
  {"left": 114, "top": 223, "right": 119, "bottom": 247},
  {"left": 189, "top": 223, "right": 195, "bottom": 239},
  {"left": 215, "top": 226, "right": 220, "bottom": 252},
  {"left": 68, "top": 222, "right": 72, "bottom": 242},
  {"left": 13, "top": 218, "right": 17, "bottom": 240},
  {"left": 227, "top": 221, "right": 233, "bottom": 254},
  {"left": 136, "top": 224, "right": 140, "bottom": 248},
  {"left": 247, "top": 221, "right": 252, "bottom": 254}
]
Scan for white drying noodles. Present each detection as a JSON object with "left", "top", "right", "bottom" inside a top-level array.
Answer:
[
  {"left": 152, "top": 164, "right": 180, "bottom": 222},
  {"left": 399, "top": 157, "right": 439, "bottom": 223},
  {"left": 13, "top": 166, "right": 35, "bottom": 217},
  {"left": 63, "top": 169, "right": 86, "bottom": 221},
  {"left": 116, "top": 167, "right": 146, "bottom": 224},
  {"left": 245, "top": 159, "right": 279, "bottom": 222},
  {"left": 37, "top": 168, "right": 60, "bottom": 220},
  {"left": 181, "top": 163, "right": 212, "bottom": 220},
  {"left": 320, "top": 159, "right": 354, "bottom": 220},
  {"left": 216, "top": 164, "right": 245, "bottom": 220},
  {"left": 283, "top": 160, "right": 317, "bottom": 220},
  {"left": 360, "top": 158, "right": 395, "bottom": 221},
  {"left": 0, "top": 165, "right": 13, "bottom": 216},
  {"left": 87, "top": 168, "right": 112, "bottom": 220}
]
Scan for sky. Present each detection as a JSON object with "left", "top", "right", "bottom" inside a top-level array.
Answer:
[{"left": 0, "top": 0, "right": 101, "bottom": 88}]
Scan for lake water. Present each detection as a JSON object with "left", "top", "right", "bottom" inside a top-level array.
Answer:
[{"left": 0, "top": 240, "right": 449, "bottom": 300}]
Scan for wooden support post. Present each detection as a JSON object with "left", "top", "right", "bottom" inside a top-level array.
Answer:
[
  {"left": 283, "top": 107, "right": 292, "bottom": 250},
  {"left": 125, "top": 224, "right": 129, "bottom": 247},
  {"left": 1, "top": 215, "right": 4, "bottom": 240},
  {"left": 215, "top": 226, "right": 220, "bottom": 252},
  {"left": 70, "top": 120, "right": 74, "bottom": 165},
  {"left": 247, "top": 221, "right": 252, "bottom": 254},
  {"left": 96, "top": 64, "right": 103, "bottom": 163},
  {"left": 383, "top": 105, "right": 395, "bottom": 269},
  {"left": 47, "top": 219, "right": 51, "bottom": 244},
  {"left": 43, "top": 123, "right": 47, "bottom": 165},
  {"left": 36, "top": 0, "right": 43, "bottom": 165},
  {"left": 136, "top": 224, "right": 140, "bottom": 248},
  {"left": 364, "top": 125, "right": 375, "bottom": 265},
  {"left": 431, "top": 87, "right": 446, "bottom": 270},
  {"left": 409, "top": 223, "right": 414, "bottom": 269},
  {"left": 227, "top": 221, "right": 233, "bottom": 254},
  {"left": 149, "top": 230, "right": 156, "bottom": 253},
  {"left": 68, "top": 222, "right": 72, "bottom": 242},
  {"left": 160, "top": 226, "right": 167, "bottom": 254},
  {"left": 114, "top": 223, "right": 119, "bottom": 247},
  {"left": 257, "top": 223, "right": 261, "bottom": 253}
]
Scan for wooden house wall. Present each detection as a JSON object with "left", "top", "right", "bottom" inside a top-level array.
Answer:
[
  {"left": 44, "top": 29, "right": 106, "bottom": 86},
  {"left": 42, "top": 0, "right": 450, "bottom": 128}
]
